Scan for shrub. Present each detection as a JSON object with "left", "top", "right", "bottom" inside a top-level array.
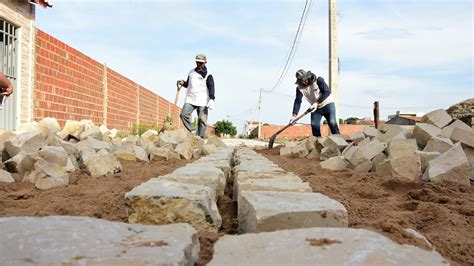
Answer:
[
  {"left": 214, "top": 119, "right": 237, "bottom": 137},
  {"left": 131, "top": 123, "right": 160, "bottom": 136}
]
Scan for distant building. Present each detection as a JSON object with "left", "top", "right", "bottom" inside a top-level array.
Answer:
[
  {"left": 387, "top": 111, "right": 424, "bottom": 123},
  {"left": 242, "top": 120, "right": 260, "bottom": 137},
  {"left": 354, "top": 117, "right": 385, "bottom": 126}
]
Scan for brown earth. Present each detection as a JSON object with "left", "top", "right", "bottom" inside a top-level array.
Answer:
[
  {"left": 258, "top": 147, "right": 474, "bottom": 266},
  {"left": 0, "top": 159, "right": 191, "bottom": 222}
]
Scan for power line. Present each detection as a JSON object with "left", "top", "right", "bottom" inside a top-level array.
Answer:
[{"left": 270, "top": 0, "right": 313, "bottom": 92}]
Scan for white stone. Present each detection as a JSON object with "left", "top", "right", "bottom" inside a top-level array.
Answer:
[
  {"left": 61, "top": 120, "right": 85, "bottom": 139},
  {"left": 413, "top": 123, "right": 442, "bottom": 148},
  {"left": 207, "top": 135, "right": 227, "bottom": 148},
  {"left": 388, "top": 139, "right": 418, "bottom": 158},
  {"left": 279, "top": 146, "right": 292, "bottom": 156},
  {"left": 39, "top": 146, "right": 68, "bottom": 166},
  {"left": 235, "top": 178, "right": 311, "bottom": 202},
  {"left": 34, "top": 159, "right": 69, "bottom": 190},
  {"left": 323, "top": 135, "right": 349, "bottom": 151},
  {"left": 421, "top": 108, "right": 453, "bottom": 128},
  {"left": 150, "top": 147, "right": 169, "bottom": 161},
  {"left": 0, "top": 169, "right": 14, "bottom": 183},
  {"left": 4, "top": 132, "right": 45, "bottom": 157},
  {"left": 81, "top": 149, "right": 122, "bottom": 177},
  {"left": 320, "top": 156, "right": 348, "bottom": 171},
  {"left": 0, "top": 216, "right": 199, "bottom": 266},
  {"left": 422, "top": 142, "right": 470, "bottom": 185},
  {"left": 140, "top": 129, "right": 159, "bottom": 142},
  {"left": 125, "top": 179, "right": 221, "bottom": 231},
  {"left": 202, "top": 144, "right": 218, "bottom": 155},
  {"left": 4, "top": 151, "right": 37, "bottom": 174},
  {"left": 76, "top": 137, "right": 111, "bottom": 152},
  {"left": 80, "top": 127, "right": 103, "bottom": 141},
  {"left": 175, "top": 142, "right": 193, "bottom": 160},
  {"left": 58, "top": 139, "right": 78, "bottom": 155},
  {"left": 209, "top": 227, "right": 448, "bottom": 266},
  {"left": 37, "top": 117, "right": 61, "bottom": 136},
  {"left": 238, "top": 191, "right": 348, "bottom": 233},
  {"left": 423, "top": 136, "right": 454, "bottom": 153},
  {"left": 133, "top": 145, "right": 149, "bottom": 162},
  {"left": 168, "top": 164, "right": 226, "bottom": 196}
]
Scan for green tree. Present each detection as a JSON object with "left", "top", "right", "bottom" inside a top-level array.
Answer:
[
  {"left": 214, "top": 119, "right": 237, "bottom": 137},
  {"left": 345, "top": 117, "right": 359, "bottom": 125}
]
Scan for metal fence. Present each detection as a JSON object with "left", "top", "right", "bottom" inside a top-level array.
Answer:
[{"left": 0, "top": 18, "right": 18, "bottom": 130}]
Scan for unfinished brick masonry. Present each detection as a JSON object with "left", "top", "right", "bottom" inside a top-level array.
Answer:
[{"left": 34, "top": 29, "right": 182, "bottom": 132}]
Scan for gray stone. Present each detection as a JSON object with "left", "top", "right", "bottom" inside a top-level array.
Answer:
[
  {"left": 209, "top": 228, "right": 448, "bottom": 266},
  {"left": 76, "top": 137, "right": 111, "bottom": 152},
  {"left": 306, "top": 148, "right": 320, "bottom": 159},
  {"left": 239, "top": 191, "right": 348, "bottom": 233},
  {"left": 125, "top": 179, "right": 221, "bottom": 231},
  {"left": 164, "top": 164, "right": 226, "bottom": 197},
  {"left": 388, "top": 139, "right": 418, "bottom": 158},
  {"left": 133, "top": 145, "right": 149, "bottom": 162},
  {"left": 421, "top": 108, "right": 453, "bottom": 128},
  {"left": 80, "top": 127, "right": 103, "bottom": 141},
  {"left": 356, "top": 137, "right": 370, "bottom": 147},
  {"left": 150, "top": 147, "right": 169, "bottom": 161},
  {"left": 363, "top": 126, "right": 381, "bottom": 138},
  {"left": 450, "top": 127, "right": 474, "bottom": 148},
  {"left": 305, "top": 136, "right": 318, "bottom": 151},
  {"left": 202, "top": 144, "right": 218, "bottom": 155},
  {"left": 440, "top": 119, "right": 472, "bottom": 138},
  {"left": 58, "top": 139, "right": 78, "bottom": 155},
  {"left": 376, "top": 125, "right": 408, "bottom": 143},
  {"left": 4, "top": 132, "right": 44, "bottom": 157},
  {"left": 291, "top": 145, "right": 309, "bottom": 158},
  {"left": 0, "top": 130, "right": 15, "bottom": 151},
  {"left": 423, "top": 136, "right": 454, "bottom": 153},
  {"left": 320, "top": 156, "right": 348, "bottom": 171},
  {"left": 360, "top": 140, "right": 386, "bottom": 160},
  {"left": 193, "top": 161, "right": 231, "bottom": 179},
  {"left": 349, "top": 131, "right": 365, "bottom": 144},
  {"left": 376, "top": 155, "right": 422, "bottom": 181},
  {"left": 192, "top": 148, "right": 202, "bottom": 159},
  {"left": 61, "top": 120, "right": 85, "bottom": 139},
  {"left": 415, "top": 151, "right": 441, "bottom": 172},
  {"left": 81, "top": 149, "right": 122, "bottom": 177},
  {"left": 320, "top": 147, "right": 340, "bottom": 161},
  {"left": 37, "top": 117, "right": 61, "bottom": 136},
  {"left": 125, "top": 135, "right": 140, "bottom": 146},
  {"left": 279, "top": 146, "right": 292, "bottom": 156},
  {"left": 235, "top": 178, "right": 310, "bottom": 202},
  {"left": 4, "top": 151, "right": 37, "bottom": 174},
  {"left": 207, "top": 135, "right": 227, "bottom": 148},
  {"left": 315, "top": 137, "right": 327, "bottom": 151},
  {"left": 404, "top": 228, "right": 432, "bottom": 248},
  {"left": 0, "top": 169, "right": 14, "bottom": 183},
  {"left": 371, "top": 153, "right": 388, "bottom": 172},
  {"left": 323, "top": 135, "right": 349, "bottom": 151},
  {"left": 353, "top": 159, "right": 372, "bottom": 172},
  {"left": 461, "top": 145, "right": 474, "bottom": 181},
  {"left": 140, "top": 129, "right": 159, "bottom": 142},
  {"left": 413, "top": 123, "right": 442, "bottom": 148},
  {"left": 342, "top": 145, "right": 357, "bottom": 161},
  {"left": 34, "top": 159, "right": 69, "bottom": 190},
  {"left": 114, "top": 143, "right": 137, "bottom": 161},
  {"left": 0, "top": 216, "right": 199, "bottom": 266},
  {"left": 422, "top": 142, "right": 470, "bottom": 185},
  {"left": 39, "top": 146, "right": 68, "bottom": 166},
  {"left": 175, "top": 142, "right": 193, "bottom": 160}
]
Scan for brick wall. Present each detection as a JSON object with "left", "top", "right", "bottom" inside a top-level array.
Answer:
[
  {"left": 34, "top": 29, "right": 183, "bottom": 132},
  {"left": 253, "top": 124, "right": 367, "bottom": 140}
]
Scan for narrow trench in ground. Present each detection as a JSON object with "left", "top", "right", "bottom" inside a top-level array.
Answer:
[{"left": 196, "top": 157, "right": 239, "bottom": 266}]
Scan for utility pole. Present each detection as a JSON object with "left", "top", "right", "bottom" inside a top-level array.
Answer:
[
  {"left": 258, "top": 88, "right": 262, "bottom": 139},
  {"left": 329, "top": 0, "right": 339, "bottom": 124}
]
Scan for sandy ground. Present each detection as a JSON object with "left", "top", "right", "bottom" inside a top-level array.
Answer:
[{"left": 258, "top": 147, "right": 474, "bottom": 266}]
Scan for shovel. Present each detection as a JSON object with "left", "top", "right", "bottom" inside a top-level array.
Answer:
[
  {"left": 268, "top": 107, "right": 314, "bottom": 149},
  {"left": 168, "top": 82, "right": 182, "bottom": 119}
]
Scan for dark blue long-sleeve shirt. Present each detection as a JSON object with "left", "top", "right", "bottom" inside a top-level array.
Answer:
[{"left": 292, "top": 77, "right": 331, "bottom": 115}]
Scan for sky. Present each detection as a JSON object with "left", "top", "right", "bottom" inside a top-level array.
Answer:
[{"left": 36, "top": 0, "right": 473, "bottom": 133}]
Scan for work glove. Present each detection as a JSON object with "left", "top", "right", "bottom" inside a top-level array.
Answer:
[
  {"left": 207, "top": 99, "right": 215, "bottom": 110},
  {"left": 289, "top": 115, "right": 297, "bottom": 124},
  {"left": 310, "top": 102, "right": 319, "bottom": 111}
]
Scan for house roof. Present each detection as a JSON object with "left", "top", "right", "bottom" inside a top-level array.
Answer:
[{"left": 29, "top": 0, "right": 53, "bottom": 8}]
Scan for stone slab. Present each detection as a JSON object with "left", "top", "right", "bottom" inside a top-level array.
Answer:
[
  {"left": 238, "top": 191, "right": 348, "bottom": 233},
  {"left": 0, "top": 216, "right": 199, "bottom": 266},
  {"left": 421, "top": 108, "right": 453, "bottom": 128},
  {"left": 209, "top": 227, "right": 448, "bottom": 266},
  {"left": 125, "top": 179, "right": 221, "bottom": 231},
  {"left": 235, "top": 178, "right": 311, "bottom": 202},
  {"left": 320, "top": 156, "right": 348, "bottom": 171},
  {"left": 422, "top": 142, "right": 470, "bottom": 185}
]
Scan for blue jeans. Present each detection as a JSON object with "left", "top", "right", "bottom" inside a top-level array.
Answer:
[
  {"left": 180, "top": 103, "right": 208, "bottom": 138},
  {"left": 311, "top": 102, "right": 340, "bottom": 137}
]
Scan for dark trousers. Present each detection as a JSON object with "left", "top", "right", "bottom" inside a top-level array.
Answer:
[{"left": 310, "top": 102, "right": 340, "bottom": 137}]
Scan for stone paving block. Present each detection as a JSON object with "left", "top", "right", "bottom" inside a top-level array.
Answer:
[
  {"left": 39, "top": 146, "right": 68, "bottom": 166},
  {"left": 439, "top": 119, "right": 472, "bottom": 138},
  {"left": 193, "top": 160, "right": 231, "bottom": 179},
  {"left": 363, "top": 126, "right": 381, "bottom": 138},
  {"left": 421, "top": 109, "right": 453, "bottom": 128},
  {"left": 238, "top": 191, "right": 348, "bottom": 233},
  {"left": 413, "top": 123, "right": 442, "bottom": 148},
  {"left": 125, "top": 179, "right": 221, "bottom": 231},
  {"left": 80, "top": 149, "right": 122, "bottom": 177},
  {"left": 376, "top": 125, "right": 408, "bottom": 143},
  {"left": 133, "top": 145, "right": 149, "bottom": 162},
  {"left": 349, "top": 131, "right": 365, "bottom": 144},
  {"left": 202, "top": 144, "right": 218, "bottom": 155},
  {"left": 235, "top": 178, "right": 311, "bottom": 202},
  {"left": 305, "top": 136, "right": 318, "bottom": 151},
  {"left": 207, "top": 135, "right": 227, "bottom": 148},
  {"left": 209, "top": 227, "right": 448, "bottom": 266},
  {"left": 450, "top": 127, "right": 474, "bottom": 148},
  {"left": 306, "top": 148, "right": 320, "bottom": 159},
  {"left": 175, "top": 142, "right": 193, "bottom": 160},
  {"left": 423, "top": 136, "right": 454, "bottom": 153},
  {"left": 80, "top": 127, "right": 103, "bottom": 141},
  {"left": 376, "top": 155, "right": 422, "bottom": 181},
  {"left": 320, "top": 156, "right": 348, "bottom": 171},
  {"left": 320, "top": 146, "right": 340, "bottom": 161},
  {"left": 388, "top": 139, "right": 418, "bottom": 158},
  {"left": 422, "top": 142, "right": 470, "bottom": 185},
  {"left": 461, "top": 144, "right": 474, "bottom": 181},
  {"left": 415, "top": 150, "right": 441, "bottom": 172},
  {"left": 323, "top": 135, "right": 349, "bottom": 151},
  {"left": 0, "top": 169, "right": 14, "bottom": 183},
  {"left": 150, "top": 147, "right": 169, "bottom": 161},
  {"left": 4, "top": 132, "right": 45, "bottom": 157},
  {"left": 163, "top": 164, "right": 226, "bottom": 197},
  {"left": 235, "top": 171, "right": 303, "bottom": 184},
  {"left": 0, "top": 216, "right": 199, "bottom": 266},
  {"left": 371, "top": 153, "right": 388, "bottom": 172}
]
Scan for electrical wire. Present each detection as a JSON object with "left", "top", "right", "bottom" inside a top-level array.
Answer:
[{"left": 269, "top": 0, "right": 313, "bottom": 92}]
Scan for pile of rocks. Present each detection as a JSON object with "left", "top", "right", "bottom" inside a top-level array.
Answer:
[
  {"left": 0, "top": 117, "right": 226, "bottom": 189},
  {"left": 125, "top": 146, "right": 234, "bottom": 232},
  {"left": 280, "top": 109, "right": 473, "bottom": 185}
]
